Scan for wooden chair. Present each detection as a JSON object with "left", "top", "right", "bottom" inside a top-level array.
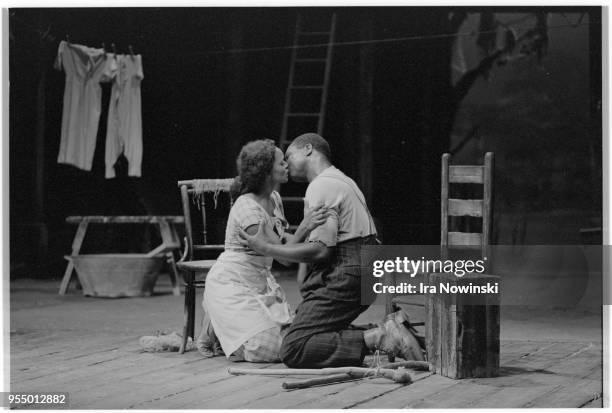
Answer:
[
  {"left": 387, "top": 152, "right": 495, "bottom": 362},
  {"left": 440, "top": 152, "right": 494, "bottom": 256},
  {"left": 427, "top": 152, "right": 499, "bottom": 378},
  {"left": 176, "top": 178, "right": 234, "bottom": 354}
]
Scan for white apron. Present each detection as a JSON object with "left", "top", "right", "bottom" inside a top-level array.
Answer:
[{"left": 203, "top": 250, "right": 294, "bottom": 357}]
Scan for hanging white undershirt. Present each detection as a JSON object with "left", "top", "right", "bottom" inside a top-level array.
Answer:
[{"left": 55, "top": 41, "right": 117, "bottom": 171}]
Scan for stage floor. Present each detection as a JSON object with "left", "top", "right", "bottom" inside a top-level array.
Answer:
[{"left": 8, "top": 277, "right": 604, "bottom": 409}]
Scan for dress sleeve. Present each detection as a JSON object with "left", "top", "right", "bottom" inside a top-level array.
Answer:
[{"left": 233, "top": 196, "right": 266, "bottom": 231}]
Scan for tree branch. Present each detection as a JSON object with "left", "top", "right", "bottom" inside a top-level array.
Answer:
[
  {"left": 452, "top": 13, "right": 548, "bottom": 104},
  {"left": 453, "top": 49, "right": 505, "bottom": 103},
  {"left": 449, "top": 11, "right": 468, "bottom": 34}
]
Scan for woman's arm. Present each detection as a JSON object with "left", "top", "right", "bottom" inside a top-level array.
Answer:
[
  {"left": 239, "top": 222, "right": 334, "bottom": 264},
  {"left": 284, "top": 201, "right": 329, "bottom": 244}
]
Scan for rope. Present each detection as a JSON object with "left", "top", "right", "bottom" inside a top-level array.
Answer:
[
  {"left": 192, "top": 178, "right": 234, "bottom": 209},
  {"left": 202, "top": 22, "right": 588, "bottom": 56},
  {"left": 364, "top": 349, "right": 383, "bottom": 379},
  {"left": 10, "top": 11, "right": 587, "bottom": 58}
]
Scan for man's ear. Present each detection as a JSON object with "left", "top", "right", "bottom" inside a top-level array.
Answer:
[{"left": 304, "top": 143, "right": 313, "bottom": 156}]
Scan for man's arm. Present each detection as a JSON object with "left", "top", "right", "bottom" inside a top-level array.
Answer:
[
  {"left": 261, "top": 241, "right": 333, "bottom": 264},
  {"left": 238, "top": 222, "right": 334, "bottom": 264}
]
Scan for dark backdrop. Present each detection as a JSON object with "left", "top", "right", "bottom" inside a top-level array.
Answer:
[{"left": 8, "top": 7, "right": 602, "bottom": 277}]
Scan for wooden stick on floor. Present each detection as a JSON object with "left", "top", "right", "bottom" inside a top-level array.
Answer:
[
  {"left": 228, "top": 361, "right": 430, "bottom": 377},
  {"left": 229, "top": 366, "right": 413, "bottom": 384}
]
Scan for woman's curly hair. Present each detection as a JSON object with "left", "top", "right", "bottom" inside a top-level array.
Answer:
[{"left": 234, "top": 139, "right": 277, "bottom": 196}]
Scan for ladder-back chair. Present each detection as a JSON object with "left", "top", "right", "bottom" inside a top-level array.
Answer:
[
  {"left": 440, "top": 151, "right": 493, "bottom": 256},
  {"left": 176, "top": 178, "right": 234, "bottom": 354},
  {"left": 387, "top": 152, "right": 494, "bottom": 361}
]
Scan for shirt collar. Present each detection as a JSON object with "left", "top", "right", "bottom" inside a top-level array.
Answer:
[{"left": 313, "top": 165, "right": 336, "bottom": 181}]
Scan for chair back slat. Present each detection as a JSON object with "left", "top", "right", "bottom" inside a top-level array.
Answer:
[
  {"left": 448, "top": 231, "right": 482, "bottom": 246},
  {"left": 449, "top": 165, "right": 484, "bottom": 184},
  {"left": 448, "top": 199, "right": 483, "bottom": 217}
]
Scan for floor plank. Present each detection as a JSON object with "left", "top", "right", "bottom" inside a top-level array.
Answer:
[
  {"left": 580, "top": 395, "right": 604, "bottom": 408},
  {"left": 10, "top": 350, "right": 203, "bottom": 393},
  {"left": 355, "top": 373, "right": 456, "bottom": 409},
  {"left": 523, "top": 378, "right": 602, "bottom": 408},
  {"left": 9, "top": 326, "right": 604, "bottom": 409},
  {"left": 297, "top": 371, "right": 434, "bottom": 409},
  {"left": 356, "top": 341, "right": 601, "bottom": 409},
  {"left": 135, "top": 367, "right": 284, "bottom": 409}
]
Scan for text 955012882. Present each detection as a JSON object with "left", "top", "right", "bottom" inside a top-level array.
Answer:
[{"left": 2, "top": 392, "right": 69, "bottom": 409}]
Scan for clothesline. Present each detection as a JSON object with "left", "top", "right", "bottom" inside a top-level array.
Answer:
[
  {"left": 202, "top": 21, "right": 587, "bottom": 56},
  {"left": 11, "top": 11, "right": 587, "bottom": 58}
]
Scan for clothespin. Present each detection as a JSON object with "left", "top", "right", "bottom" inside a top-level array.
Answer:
[
  {"left": 128, "top": 45, "right": 135, "bottom": 60},
  {"left": 65, "top": 34, "right": 70, "bottom": 44},
  {"left": 111, "top": 43, "right": 117, "bottom": 56}
]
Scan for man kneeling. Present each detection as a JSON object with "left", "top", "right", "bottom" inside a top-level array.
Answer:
[{"left": 239, "top": 133, "right": 424, "bottom": 367}]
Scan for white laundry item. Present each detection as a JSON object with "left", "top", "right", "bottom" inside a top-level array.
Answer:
[
  {"left": 55, "top": 41, "right": 117, "bottom": 171},
  {"left": 105, "top": 54, "right": 144, "bottom": 178}
]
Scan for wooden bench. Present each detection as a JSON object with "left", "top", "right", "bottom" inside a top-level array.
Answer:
[{"left": 59, "top": 215, "right": 185, "bottom": 296}]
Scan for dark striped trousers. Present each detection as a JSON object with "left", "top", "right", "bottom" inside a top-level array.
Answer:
[{"left": 280, "top": 236, "right": 377, "bottom": 368}]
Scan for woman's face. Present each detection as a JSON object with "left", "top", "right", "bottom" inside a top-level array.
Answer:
[{"left": 271, "top": 147, "right": 289, "bottom": 185}]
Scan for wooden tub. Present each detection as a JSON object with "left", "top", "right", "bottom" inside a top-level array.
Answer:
[{"left": 70, "top": 254, "right": 164, "bottom": 298}]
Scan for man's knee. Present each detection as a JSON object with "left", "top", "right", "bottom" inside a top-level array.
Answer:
[{"left": 280, "top": 337, "right": 304, "bottom": 368}]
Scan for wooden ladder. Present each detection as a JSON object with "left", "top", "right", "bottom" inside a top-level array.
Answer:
[{"left": 279, "top": 12, "right": 337, "bottom": 150}]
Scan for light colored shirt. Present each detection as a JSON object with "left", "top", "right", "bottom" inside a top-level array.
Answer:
[
  {"left": 305, "top": 166, "right": 376, "bottom": 246},
  {"left": 224, "top": 191, "right": 288, "bottom": 254}
]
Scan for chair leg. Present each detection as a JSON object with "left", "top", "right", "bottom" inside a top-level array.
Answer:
[
  {"left": 179, "top": 271, "right": 194, "bottom": 354},
  {"left": 187, "top": 282, "right": 196, "bottom": 340},
  {"left": 166, "top": 252, "right": 181, "bottom": 296},
  {"left": 387, "top": 301, "right": 400, "bottom": 362}
]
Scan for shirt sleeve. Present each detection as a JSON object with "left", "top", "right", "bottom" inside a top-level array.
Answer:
[
  {"left": 233, "top": 197, "right": 266, "bottom": 231},
  {"left": 305, "top": 180, "right": 339, "bottom": 247},
  {"left": 135, "top": 55, "right": 144, "bottom": 80},
  {"left": 53, "top": 41, "right": 65, "bottom": 71}
]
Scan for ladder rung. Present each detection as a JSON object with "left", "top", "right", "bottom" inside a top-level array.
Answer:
[
  {"left": 286, "top": 112, "right": 320, "bottom": 117},
  {"left": 291, "top": 85, "right": 324, "bottom": 90},
  {"left": 295, "top": 58, "right": 327, "bottom": 63},
  {"left": 298, "top": 31, "right": 331, "bottom": 36}
]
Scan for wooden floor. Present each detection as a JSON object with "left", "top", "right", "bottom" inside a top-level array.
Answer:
[
  {"left": 10, "top": 334, "right": 602, "bottom": 409},
  {"left": 9, "top": 278, "right": 604, "bottom": 409}
]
